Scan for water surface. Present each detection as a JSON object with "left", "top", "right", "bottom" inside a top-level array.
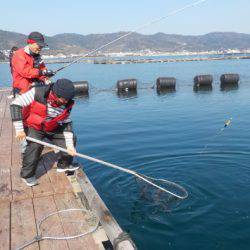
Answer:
[{"left": 1, "top": 59, "right": 250, "bottom": 249}]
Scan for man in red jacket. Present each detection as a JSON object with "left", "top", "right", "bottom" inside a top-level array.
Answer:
[
  {"left": 12, "top": 31, "right": 55, "bottom": 95},
  {"left": 10, "top": 79, "right": 79, "bottom": 186}
]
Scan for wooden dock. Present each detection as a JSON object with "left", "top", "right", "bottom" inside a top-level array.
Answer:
[{"left": 0, "top": 90, "right": 136, "bottom": 250}]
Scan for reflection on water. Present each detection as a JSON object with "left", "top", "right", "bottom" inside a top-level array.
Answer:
[
  {"left": 220, "top": 83, "right": 239, "bottom": 91},
  {"left": 117, "top": 90, "right": 138, "bottom": 99},
  {"left": 193, "top": 85, "right": 213, "bottom": 92}
]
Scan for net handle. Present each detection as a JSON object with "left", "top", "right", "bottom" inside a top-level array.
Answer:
[{"left": 26, "top": 136, "right": 188, "bottom": 199}]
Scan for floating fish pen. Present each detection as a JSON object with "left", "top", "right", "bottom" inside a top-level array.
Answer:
[
  {"left": 193, "top": 75, "right": 213, "bottom": 92},
  {"left": 220, "top": 74, "right": 240, "bottom": 91},
  {"left": 156, "top": 77, "right": 176, "bottom": 94},
  {"left": 73, "top": 73, "right": 240, "bottom": 97},
  {"left": 84, "top": 55, "right": 250, "bottom": 65},
  {"left": 73, "top": 81, "right": 89, "bottom": 96},
  {"left": 116, "top": 79, "right": 138, "bottom": 98},
  {"left": 117, "top": 79, "right": 137, "bottom": 92}
]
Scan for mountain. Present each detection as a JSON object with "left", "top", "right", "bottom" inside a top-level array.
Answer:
[
  {"left": 0, "top": 30, "right": 250, "bottom": 54},
  {"left": 0, "top": 30, "right": 26, "bottom": 50}
]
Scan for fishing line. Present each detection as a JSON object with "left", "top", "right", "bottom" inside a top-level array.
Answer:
[
  {"left": 199, "top": 83, "right": 242, "bottom": 154},
  {"left": 199, "top": 118, "right": 232, "bottom": 154},
  {"left": 87, "top": 82, "right": 116, "bottom": 95},
  {"left": 26, "top": 136, "right": 188, "bottom": 200},
  {"left": 138, "top": 83, "right": 155, "bottom": 90},
  {"left": 85, "top": 82, "right": 155, "bottom": 96},
  {"left": 54, "top": 0, "right": 207, "bottom": 74}
]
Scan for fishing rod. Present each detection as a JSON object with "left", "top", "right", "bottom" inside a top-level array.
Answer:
[{"left": 54, "top": 0, "right": 207, "bottom": 74}]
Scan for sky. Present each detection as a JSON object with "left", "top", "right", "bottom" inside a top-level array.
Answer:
[{"left": 1, "top": 0, "right": 249, "bottom": 36}]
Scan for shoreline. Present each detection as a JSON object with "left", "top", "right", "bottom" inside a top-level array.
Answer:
[{"left": 1, "top": 53, "right": 250, "bottom": 65}]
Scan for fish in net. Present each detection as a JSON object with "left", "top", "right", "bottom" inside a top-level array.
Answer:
[{"left": 135, "top": 174, "right": 188, "bottom": 211}]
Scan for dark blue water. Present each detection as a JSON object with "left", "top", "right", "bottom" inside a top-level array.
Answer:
[{"left": 1, "top": 59, "right": 250, "bottom": 249}]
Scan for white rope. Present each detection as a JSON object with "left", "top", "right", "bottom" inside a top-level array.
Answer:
[
  {"left": 55, "top": 0, "right": 207, "bottom": 73},
  {"left": 26, "top": 136, "right": 188, "bottom": 199}
]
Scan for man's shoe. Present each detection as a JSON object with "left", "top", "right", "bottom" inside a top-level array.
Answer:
[
  {"left": 57, "top": 162, "right": 81, "bottom": 173},
  {"left": 22, "top": 176, "right": 38, "bottom": 187}
]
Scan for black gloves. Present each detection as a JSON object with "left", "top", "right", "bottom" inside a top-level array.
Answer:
[{"left": 39, "top": 69, "right": 55, "bottom": 77}]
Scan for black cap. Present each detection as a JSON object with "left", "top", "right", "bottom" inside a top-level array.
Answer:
[
  {"left": 52, "top": 79, "right": 75, "bottom": 100},
  {"left": 27, "top": 31, "right": 47, "bottom": 47}
]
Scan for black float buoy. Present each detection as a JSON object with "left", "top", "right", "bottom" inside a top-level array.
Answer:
[
  {"left": 193, "top": 75, "right": 213, "bottom": 91},
  {"left": 220, "top": 74, "right": 240, "bottom": 84},
  {"left": 73, "top": 81, "right": 89, "bottom": 96},
  {"left": 156, "top": 77, "right": 176, "bottom": 94},
  {"left": 117, "top": 79, "right": 137, "bottom": 93},
  {"left": 220, "top": 74, "right": 239, "bottom": 91}
]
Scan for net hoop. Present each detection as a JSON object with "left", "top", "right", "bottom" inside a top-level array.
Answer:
[
  {"left": 16, "top": 208, "right": 99, "bottom": 250},
  {"left": 136, "top": 173, "right": 189, "bottom": 199}
]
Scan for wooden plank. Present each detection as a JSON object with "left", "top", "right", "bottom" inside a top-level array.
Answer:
[
  {"left": 91, "top": 227, "right": 109, "bottom": 250},
  {"left": 11, "top": 132, "right": 33, "bottom": 201},
  {"left": 0, "top": 94, "right": 6, "bottom": 122},
  {"left": 0, "top": 95, "right": 12, "bottom": 154},
  {"left": 9, "top": 93, "right": 33, "bottom": 201},
  {"left": 11, "top": 130, "right": 22, "bottom": 166},
  {"left": 33, "top": 195, "right": 69, "bottom": 250},
  {"left": 66, "top": 174, "right": 110, "bottom": 249},
  {"left": 0, "top": 95, "right": 12, "bottom": 201},
  {"left": 0, "top": 99, "right": 12, "bottom": 153},
  {"left": 0, "top": 158, "right": 12, "bottom": 201},
  {"left": 32, "top": 159, "right": 54, "bottom": 199},
  {"left": 42, "top": 153, "right": 73, "bottom": 194},
  {"left": 11, "top": 166, "right": 33, "bottom": 201},
  {"left": 0, "top": 201, "right": 10, "bottom": 250},
  {"left": 76, "top": 169, "right": 136, "bottom": 249},
  {"left": 11, "top": 199, "right": 39, "bottom": 250},
  {"left": 0, "top": 93, "right": 7, "bottom": 120},
  {"left": 53, "top": 193, "right": 99, "bottom": 250}
]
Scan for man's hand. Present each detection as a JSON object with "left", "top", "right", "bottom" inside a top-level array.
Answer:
[
  {"left": 44, "top": 78, "right": 52, "bottom": 85},
  {"left": 16, "top": 131, "right": 26, "bottom": 141},
  {"left": 40, "top": 69, "right": 55, "bottom": 77},
  {"left": 67, "top": 147, "right": 77, "bottom": 156}
]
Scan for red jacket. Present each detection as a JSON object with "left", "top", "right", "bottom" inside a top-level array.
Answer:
[
  {"left": 26, "top": 101, "right": 73, "bottom": 132},
  {"left": 24, "top": 86, "right": 74, "bottom": 132},
  {"left": 12, "top": 47, "right": 47, "bottom": 94}
]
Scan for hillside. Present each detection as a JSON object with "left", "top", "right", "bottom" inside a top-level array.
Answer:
[{"left": 0, "top": 30, "right": 250, "bottom": 54}]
